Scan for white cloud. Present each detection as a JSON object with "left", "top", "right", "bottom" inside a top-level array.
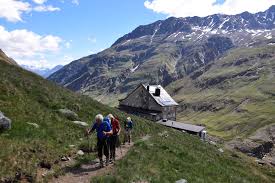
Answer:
[
  {"left": 0, "top": 26, "right": 62, "bottom": 67},
  {"left": 88, "top": 37, "right": 97, "bottom": 43},
  {"left": 144, "top": 0, "right": 275, "bottom": 18},
  {"left": 0, "top": 0, "right": 30, "bottom": 22},
  {"left": 32, "top": 0, "right": 47, "bottom": 4},
  {"left": 33, "top": 5, "right": 61, "bottom": 12},
  {"left": 72, "top": 0, "right": 79, "bottom": 6},
  {"left": 0, "top": 0, "right": 61, "bottom": 22}
]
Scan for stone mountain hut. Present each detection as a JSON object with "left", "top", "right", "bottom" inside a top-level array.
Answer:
[{"left": 119, "top": 84, "right": 179, "bottom": 121}]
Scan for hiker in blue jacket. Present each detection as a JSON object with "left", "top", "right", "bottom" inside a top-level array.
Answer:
[
  {"left": 123, "top": 117, "right": 133, "bottom": 145},
  {"left": 87, "top": 114, "right": 113, "bottom": 168}
]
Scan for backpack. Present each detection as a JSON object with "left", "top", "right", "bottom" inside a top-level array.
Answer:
[{"left": 104, "top": 117, "right": 112, "bottom": 129}]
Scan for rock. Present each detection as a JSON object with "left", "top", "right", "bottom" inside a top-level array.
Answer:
[
  {"left": 69, "top": 145, "right": 75, "bottom": 148},
  {"left": 218, "top": 148, "right": 224, "bottom": 153},
  {"left": 39, "top": 161, "right": 52, "bottom": 169},
  {"left": 0, "top": 112, "right": 11, "bottom": 131},
  {"left": 77, "top": 150, "right": 84, "bottom": 156},
  {"left": 175, "top": 179, "right": 188, "bottom": 183},
  {"left": 255, "top": 159, "right": 266, "bottom": 165},
  {"left": 61, "top": 156, "right": 71, "bottom": 161},
  {"left": 58, "top": 109, "right": 78, "bottom": 121},
  {"left": 72, "top": 121, "right": 88, "bottom": 127},
  {"left": 230, "top": 139, "right": 273, "bottom": 159},
  {"left": 26, "top": 122, "right": 39, "bottom": 128}
]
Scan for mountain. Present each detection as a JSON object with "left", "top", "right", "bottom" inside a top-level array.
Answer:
[
  {"left": 49, "top": 6, "right": 275, "bottom": 106},
  {"left": 0, "top": 49, "right": 17, "bottom": 66},
  {"left": 48, "top": 6, "right": 275, "bottom": 164},
  {"left": 166, "top": 44, "right": 275, "bottom": 159},
  {"left": 1, "top": 52, "right": 274, "bottom": 182},
  {"left": 21, "top": 64, "right": 63, "bottom": 78}
]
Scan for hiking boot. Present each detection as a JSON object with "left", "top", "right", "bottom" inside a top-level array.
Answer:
[
  {"left": 109, "top": 158, "right": 113, "bottom": 164},
  {"left": 106, "top": 158, "right": 110, "bottom": 166},
  {"left": 99, "top": 160, "right": 104, "bottom": 168}
]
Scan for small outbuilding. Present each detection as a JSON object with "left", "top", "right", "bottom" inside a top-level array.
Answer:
[
  {"left": 157, "top": 120, "right": 206, "bottom": 139},
  {"left": 119, "top": 84, "right": 179, "bottom": 121}
]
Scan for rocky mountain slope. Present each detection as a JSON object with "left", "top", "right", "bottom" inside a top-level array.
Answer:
[
  {"left": 166, "top": 44, "right": 275, "bottom": 164},
  {"left": 0, "top": 49, "right": 17, "bottom": 66},
  {"left": 2, "top": 51, "right": 274, "bottom": 182},
  {"left": 49, "top": 6, "right": 275, "bottom": 106}
]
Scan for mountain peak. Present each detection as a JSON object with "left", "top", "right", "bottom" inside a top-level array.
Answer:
[{"left": 268, "top": 5, "right": 275, "bottom": 11}]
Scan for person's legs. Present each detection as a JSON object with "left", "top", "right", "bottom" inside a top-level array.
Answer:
[
  {"left": 107, "top": 137, "right": 112, "bottom": 160},
  {"left": 111, "top": 135, "right": 117, "bottom": 160},
  {"left": 97, "top": 139, "right": 104, "bottom": 167},
  {"left": 103, "top": 138, "right": 110, "bottom": 166},
  {"left": 109, "top": 135, "right": 115, "bottom": 161},
  {"left": 128, "top": 130, "right": 131, "bottom": 144}
]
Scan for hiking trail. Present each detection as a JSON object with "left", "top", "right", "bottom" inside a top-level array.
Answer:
[{"left": 50, "top": 143, "right": 133, "bottom": 183}]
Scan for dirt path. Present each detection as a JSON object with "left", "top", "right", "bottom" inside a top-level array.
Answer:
[{"left": 51, "top": 143, "right": 133, "bottom": 183}]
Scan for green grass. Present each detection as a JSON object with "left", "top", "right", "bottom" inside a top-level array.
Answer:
[
  {"left": 92, "top": 128, "right": 275, "bottom": 183},
  {"left": 1, "top": 60, "right": 275, "bottom": 182},
  {"left": 0, "top": 61, "right": 152, "bottom": 181}
]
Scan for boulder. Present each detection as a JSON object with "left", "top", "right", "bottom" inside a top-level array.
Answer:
[
  {"left": 175, "top": 179, "right": 187, "bottom": 183},
  {"left": 0, "top": 112, "right": 11, "bottom": 131},
  {"left": 77, "top": 150, "right": 84, "bottom": 156},
  {"left": 58, "top": 109, "right": 78, "bottom": 121},
  {"left": 72, "top": 121, "right": 89, "bottom": 127}
]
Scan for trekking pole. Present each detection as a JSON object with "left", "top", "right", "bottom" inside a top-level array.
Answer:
[
  {"left": 85, "top": 128, "right": 91, "bottom": 153},
  {"left": 87, "top": 134, "right": 91, "bottom": 153}
]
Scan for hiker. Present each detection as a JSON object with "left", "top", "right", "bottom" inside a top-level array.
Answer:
[
  {"left": 87, "top": 114, "right": 113, "bottom": 168},
  {"left": 123, "top": 117, "right": 133, "bottom": 145},
  {"left": 103, "top": 115, "right": 112, "bottom": 161},
  {"left": 108, "top": 114, "right": 121, "bottom": 163}
]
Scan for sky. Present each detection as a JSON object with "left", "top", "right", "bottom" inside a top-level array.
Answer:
[{"left": 0, "top": 0, "right": 274, "bottom": 69}]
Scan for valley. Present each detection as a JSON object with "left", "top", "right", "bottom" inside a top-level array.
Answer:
[
  {"left": 1, "top": 54, "right": 274, "bottom": 182},
  {"left": 1, "top": 3, "right": 275, "bottom": 183},
  {"left": 48, "top": 6, "right": 275, "bottom": 156}
]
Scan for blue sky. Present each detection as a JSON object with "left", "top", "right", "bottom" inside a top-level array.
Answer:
[
  {"left": 0, "top": 0, "right": 274, "bottom": 68},
  {"left": 0, "top": 0, "right": 166, "bottom": 68}
]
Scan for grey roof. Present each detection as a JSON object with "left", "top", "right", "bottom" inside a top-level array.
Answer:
[
  {"left": 143, "top": 85, "right": 178, "bottom": 106},
  {"left": 157, "top": 120, "right": 205, "bottom": 133}
]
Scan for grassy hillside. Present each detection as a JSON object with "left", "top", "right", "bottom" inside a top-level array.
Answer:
[
  {"left": 167, "top": 45, "right": 275, "bottom": 140},
  {"left": 94, "top": 128, "right": 275, "bottom": 183},
  {"left": 0, "top": 60, "right": 154, "bottom": 181},
  {"left": 1, "top": 60, "right": 275, "bottom": 182}
]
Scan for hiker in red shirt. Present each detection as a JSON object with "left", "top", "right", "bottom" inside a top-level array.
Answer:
[{"left": 108, "top": 114, "right": 121, "bottom": 163}]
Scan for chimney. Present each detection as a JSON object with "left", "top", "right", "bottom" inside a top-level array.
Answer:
[
  {"left": 147, "top": 85, "right": 150, "bottom": 91},
  {"left": 155, "top": 87, "right": 161, "bottom": 96}
]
